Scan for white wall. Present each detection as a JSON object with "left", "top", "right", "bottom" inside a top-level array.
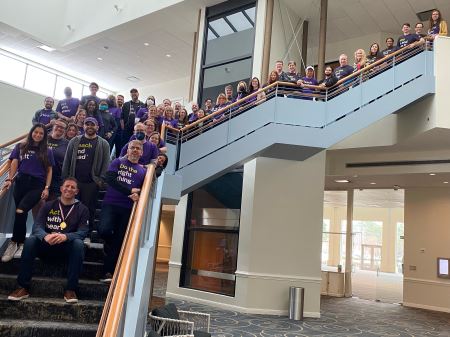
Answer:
[
  {"left": 0, "top": 82, "right": 48, "bottom": 143},
  {"left": 403, "top": 187, "right": 450, "bottom": 313}
]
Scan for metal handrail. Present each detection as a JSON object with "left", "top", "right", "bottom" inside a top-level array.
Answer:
[
  {"left": 0, "top": 161, "right": 11, "bottom": 198},
  {"left": 99, "top": 165, "right": 156, "bottom": 337},
  {"left": 170, "top": 40, "right": 426, "bottom": 136},
  {"left": 0, "top": 133, "right": 28, "bottom": 149}
]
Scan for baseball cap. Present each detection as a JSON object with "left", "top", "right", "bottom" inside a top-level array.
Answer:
[
  {"left": 84, "top": 117, "right": 98, "bottom": 126},
  {"left": 306, "top": 66, "right": 314, "bottom": 71}
]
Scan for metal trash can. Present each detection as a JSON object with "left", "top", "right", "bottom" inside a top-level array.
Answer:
[{"left": 289, "top": 286, "right": 304, "bottom": 320}]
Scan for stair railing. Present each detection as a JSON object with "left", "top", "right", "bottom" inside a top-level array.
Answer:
[{"left": 160, "top": 41, "right": 429, "bottom": 170}]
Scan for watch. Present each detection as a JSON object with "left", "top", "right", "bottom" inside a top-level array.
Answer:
[{"left": 45, "top": 186, "right": 49, "bottom": 189}]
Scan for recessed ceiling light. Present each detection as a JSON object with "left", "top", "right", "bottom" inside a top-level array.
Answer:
[
  {"left": 126, "top": 76, "right": 141, "bottom": 82},
  {"left": 144, "top": 42, "right": 150, "bottom": 46},
  {"left": 353, "top": 175, "right": 358, "bottom": 178},
  {"left": 429, "top": 173, "right": 436, "bottom": 176},
  {"left": 165, "top": 54, "right": 172, "bottom": 58},
  {"left": 444, "top": 181, "right": 449, "bottom": 184},
  {"left": 334, "top": 179, "right": 350, "bottom": 183},
  {"left": 37, "top": 45, "right": 56, "bottom": 52},
  {"left": 97, "top": 57, "right": 103, "bottom": 61},
  {"left": 370, "top": 182, "right": 376, "bottom": 185}
]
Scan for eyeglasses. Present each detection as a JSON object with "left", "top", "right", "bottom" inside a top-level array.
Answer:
[{"left": 129, "top": 146, "right": 142, "bottom": 150}]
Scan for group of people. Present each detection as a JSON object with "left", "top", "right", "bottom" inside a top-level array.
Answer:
[{"left": 2, "top": 88, "right": 171, "bottom": 303}]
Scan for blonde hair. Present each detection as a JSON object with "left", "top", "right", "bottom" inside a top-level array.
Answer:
[
  {"left": 216, "top": 93, "right": 227, "bottom": 105},
  {"left": 354, "top": 49, "right": 367, "bottom": 67}
]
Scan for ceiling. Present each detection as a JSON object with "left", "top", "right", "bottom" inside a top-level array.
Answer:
[
  {"left": 0, "top": 0, "right": 448, "bottom": 91},
  {"left": 283, "top": 0, "right": 450, "bottom": 47},
  {"left": 324, "top": 189, "right": 404, "bottom": 208}
]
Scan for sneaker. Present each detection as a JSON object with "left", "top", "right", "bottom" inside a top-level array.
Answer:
[
  {"left": 8, "top": 287, "right": 29, "bottom": 301},
  {"left": 83, "top": 237, "right": 91, "bottom": 246},
  {"left": 1, "top": 241, "right": 18, "bottom": 263},
  {"left": 14, "top": 244, "right": 24, "bottom": 259},
  {"left": 100, "top": 273, "right": 113, "bottom": 283},
  {"left": 64, "top": 290, "right": 78, "bottom": 303}
]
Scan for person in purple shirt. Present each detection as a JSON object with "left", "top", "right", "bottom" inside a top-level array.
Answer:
[
  {"left": 297, "top": 66, "right": 318, "bottom": 98},
  {"left": 80, "top": 82, "right": 101, "bottom": 108},
  {"left": 177, "top": 108, "right": 189, "bottom": 129},
  {"left": 1, "top": 124, "right": 55, "bottom": 263},
  {"left": 7, "top": 178, "right": 89, "bottom": 303},
  {"left": 212, "top": 93, "right": 229, "bottom": 121},
  {"left": 56, "top": 87, "right": 80, "bottom": 121},
  {"left": 120, "top": 123, "right": 158, "bottom": 165},
  {"left": 203, "top": 98, "right": 213, "bottom": 115},
  {"left": 98, "top": 140, "right": 146, "bottom": 282},
  {"left": 136, "top": 95, "right": 156, "bottom": 120},
  {"left": 397, "top": 23, "right": 421, "bottom": 49},
  {"left": 334, "top": 54, "right": 354, "bottom": 80},
  {"left": 85, "top": 99, "right": 104, "bottom": 135},
  {"left": 188, "top": 102, "right": 200, "bottom": 123},
  {"left": 149, "top": 131, "right": 167, "bottom": 154},
  {"left": 162, "top": 106, "right": 178, "bottom": 128},
  {"left": 47, "top": 119, "right": 69, "bottom": 199},
  {"left": 109, "top": 94, "right": 123, "bottom": 159},
  {"left": 382, "top": 37, "right": 397, "bottom": 56},
  {"left": 32, "top": 97, "right": 58, "bottom": 126}
]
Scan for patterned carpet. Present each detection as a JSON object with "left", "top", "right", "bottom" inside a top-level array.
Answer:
[{"left": 151, "top": 264, "right": 450, "bottom": 336}]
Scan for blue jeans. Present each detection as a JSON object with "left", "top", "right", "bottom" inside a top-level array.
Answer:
[
  {"left": 98, "top": 203, "right": 132, "bottom": 274},
  {"left": 18, "top": 235, "right": 85, "bottom": 291}
]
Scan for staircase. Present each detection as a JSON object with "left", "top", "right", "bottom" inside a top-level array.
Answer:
[{"left": 0, "top": 242, "right": 107, "bottom": 337}]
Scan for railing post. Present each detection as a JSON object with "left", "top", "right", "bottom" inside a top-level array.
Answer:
[{"left": 392, "top": 55, "right": 396, "bottom": 92}]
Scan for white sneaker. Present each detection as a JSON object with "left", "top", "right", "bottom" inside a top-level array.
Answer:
[
  {"left": 14, "top": 244, "right": 24, "bottom": 259},
  {"left": 2, "top": 241, "right": 18, "bottom": 263}
]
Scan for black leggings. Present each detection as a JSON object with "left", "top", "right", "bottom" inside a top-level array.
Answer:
[{"left": 12, "top": 174, "right": 45, "bottom": 243}]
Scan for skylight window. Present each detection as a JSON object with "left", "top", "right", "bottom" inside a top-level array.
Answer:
[
  {"left": 227, "top": 12, "right": 253, "bottom": 31},
  {"left": 209, "top": 18, "right": 234, "bottom": 37}
]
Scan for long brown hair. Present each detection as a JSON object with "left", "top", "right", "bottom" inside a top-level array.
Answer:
[
  {"left": 20, "top": 123, "right": 50, "bottom": 168},
  {"left": 429, "top": 9, "right": 442, "bottom": 29}
]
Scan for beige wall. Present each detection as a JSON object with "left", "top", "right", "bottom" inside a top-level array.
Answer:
[
  {"left": 0, "top": 81, "right": 48, "bottom": 143},
  {"left": 403, "top": 187, "right": 450, "bottom": 312},
  {"left": 167, "top": 153, "right": 326, "bottom": 317},
  {"left": 157, "top": 210, "right": 174, "bottom": 263}
]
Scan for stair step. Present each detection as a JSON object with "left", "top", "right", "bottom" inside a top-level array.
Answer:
[
  {"left": 0, "top": 258, "right": 104, "bottom": 280},
  {"left": 84, "top": 243, "right": 105, "bottom": 263},
  {"left": 0, "top": 274, "right": 109, "bottom": 301},
  {"left": 0, "top": 319, "right": 97, "bottom": 337},
  {"left": 0, "top": 295, "right": 103, "bottom": 324}
]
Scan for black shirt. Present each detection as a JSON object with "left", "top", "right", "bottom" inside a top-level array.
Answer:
[
  {"left": 397, "top": 34, "right": 420, "bottom": 48},
  {"left": 121, "top": 100, "right": 143, "bottom": 133},
  {"left": 47, "top": 137, "right": 69, "bottom": 189},
  {"left": 334, "top": 65, "right": 354, "bottom": 80},
  {"left": 75, "top": 136, "right": 98, "bottom": 183}
]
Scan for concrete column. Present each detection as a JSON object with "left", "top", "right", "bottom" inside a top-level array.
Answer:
[
  {"left": 236, "top": 153, "right": 326, "bottom": 317},
  {"left": 300, "top": 20, "right": 308, "bottom": 77},
  {"left": 344, "top": 189, "right": 353, "bottom": 297},
  {"left": 317, "top": 0, "right": 328, "bottom": 81},
  {"left": 261, "top": 0, "right": 274, "bottom": 84}
]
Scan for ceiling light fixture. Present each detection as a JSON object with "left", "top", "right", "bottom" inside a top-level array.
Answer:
[
  {"left": 127, "top": 76, "right": 141, "bottom": 82},
  {"left": 97, "top": 57, "right": 103, "bottom": 61},
  {"left": 144, "top": 42, "right": 150, "bottom": 46},
  {"left": 370, "top": 182, "right": 376, "bottom": 185},
  {"left": 165, "top": 54, "right": 172, "bottom": 58},
  {"left": 429, "top": 173, "right": 436, "bottom": 176},
  {"left": 334, "top": 179, "right": 350, "bottom": 183},
  {"left": 444, "top": 181, "right": 449, "bottom": 184},
  {"left": 37, "top": 45, "right": 56, "bottom": 52}
]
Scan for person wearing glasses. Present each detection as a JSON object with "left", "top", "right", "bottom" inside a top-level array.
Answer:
[{"left": 47, "top": 119, "right": 69, "bottom": 200}]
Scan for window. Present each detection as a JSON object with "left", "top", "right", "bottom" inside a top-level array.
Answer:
[
  {"left": 24, "top": 65, "right": 56, "bottom": 97},
  {"left": 199, "top": 1, "right": 256, "bottom": 104},
  {"left": 0, "top": 54, "right": 26, "bottom": 87},
  {"left": 181, "top": 171, "right": 243, "bottom": 296},
  {"left": 54, "top": 76, "right": 83, "bottom": 100}
]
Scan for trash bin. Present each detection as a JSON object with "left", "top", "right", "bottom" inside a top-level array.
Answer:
[{"left": 289, "top": 286, "right": 304, "bottom": 320}]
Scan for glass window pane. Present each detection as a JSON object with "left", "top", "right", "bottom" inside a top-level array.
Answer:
[
  {"left": 207, "top": 28, "right": 217, "bottom": 40},
  {"left": 201, "top": 58, "right": 252, "bottom": 103},
  {"left": 226, "top": 12, "right": 253, "bottom": 31},
  {"left": 209, "top": 18, "right": 234, "bottom": 37},
  {"left": 0, "top": 54, "right": 26, "bottom": 87},
  {"left": 98, "top": 90, "right": 109, "bottom": 99},
  {"left": 54, "top": 76, "right": 83, "bottom": 100},
  {"left": 245, "top": 7, "right": 256, "bottom": 22},
  {"left": 82, "top": 85, "right": 90, "bottom": 96},
  {"left": 24, "top": 66, "right": 56, "bottom": 96}
]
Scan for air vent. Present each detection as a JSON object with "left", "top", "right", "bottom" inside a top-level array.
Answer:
[
  {"left": 126, "top": 76, "right": 140, "bottom": 82},
  {"left": 346, "top": 159, "right": 450, "bottom": 168}
]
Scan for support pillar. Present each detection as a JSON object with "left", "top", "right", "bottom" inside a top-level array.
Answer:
[
  {"left": 317, "top": 0, "right": 328, "bottom": 81},
  {"left": 261, "top": 0, "right": 274, "bottom": 84},
  {"left": 300, "top": 20, "right": 308, "bottom": 77},
  {"left": 344, "top": 189, "right": 353, "bottom": 297}
]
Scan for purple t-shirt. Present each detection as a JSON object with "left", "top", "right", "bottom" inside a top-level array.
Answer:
[
  {"left": 33, "top": 109, "right": 57, "bottom": 125},
  {"left": 397, "top": 34, "right": 420, "bottom": 48},
  {"left": 120, "top": 141, "right": 158, "bottom": 165},
  {"left": 56, "top": 98, "right": 80, "bottom": 118},
  {"left": 136, "top": 107, "right": 148, "bottom": 119},
  {"left": 10, "top": 144, "right": 55, "bottom": 182},
  {"left": 75, "top": 136, "right": 98, "bottom": 183},
  {"left": 109, "top": 107, "right": 122, "bottom": 120},
  {"left": 162, "top": 118, "right": 177, "bottom": 128},
  {"left": 103, "top": 158, "right": 146, "bottom": 209}
]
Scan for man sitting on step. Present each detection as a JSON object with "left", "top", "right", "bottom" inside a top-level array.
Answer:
[{"left": 8, "top": 177, "right": 89, "bottom": 303}]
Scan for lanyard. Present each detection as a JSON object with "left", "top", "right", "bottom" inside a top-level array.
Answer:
[{"left": 59, "top": 202, "right": 75, "bottom": 229}]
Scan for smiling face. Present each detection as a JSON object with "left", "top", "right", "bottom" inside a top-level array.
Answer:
[
  {"left": 370, "top": 43, "right": 379, "bottom": 54},
  {"left": 402, "top": 24, "right": 410, "bottom": 35},
  {"left": 66, "top": 125, "right": 78, "bottom": 139},
  {"left": 84, "top": 121, "right": 98, "bottom": 136},
  {"left": 32, "top": 126, "right": 45, "bottom": 143},
  {"left": 86, "top": 100, "right": 96, "bottom": 113},
  {"left": 150, "top": 134, "right": 159, "bottom": 145},
  {"left": 432, "top": 10, "right": 440, "bottom": 22},
  {"left": 89, "top": 84, "right": 98, "bottom": 95},
  {"left": 127, "top": 140, "right": 143, "bottom": 163},
  {"left": 60, "top": 179, "right": 79, "bottom": 200},
  {"left": 288, "top": 62, "right": 296, "bottom": 73},
  {"left": 52, "top": 120, "right": 67, "bottom": 139},
  {"left": 44, "top": 97, "right": 54, "bottom": 110},
  {"left": 339, "top": 54, "right": 348, "bottom": 66}
]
